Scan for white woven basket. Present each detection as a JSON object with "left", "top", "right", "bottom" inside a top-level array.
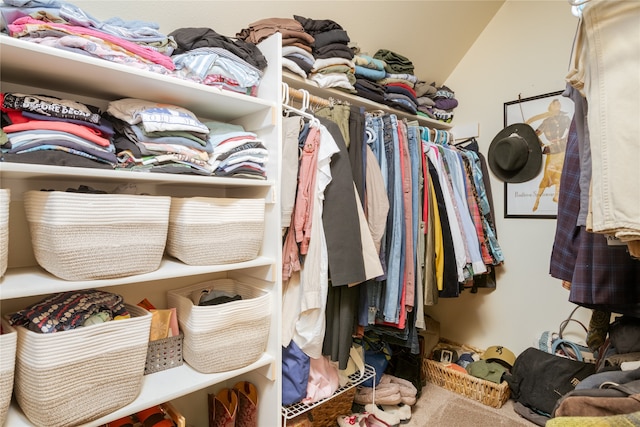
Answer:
[
  {"left": 12, "top": 304, "right": 151, "bottom": 427},
  {"left": 167, "top": 197, "right": 265, "bottom": 265},
  {"left": 24, "top": 191, "right": 171, "bottom": 280},
  {"left": 0, "top": 318, "right": 17, "bottom": 426},
  {"left": 167, "top": 279, "right": 271, "bottom": 373},
  {"left": 0, "top": 189, "right": 9, "bottom": 278}
]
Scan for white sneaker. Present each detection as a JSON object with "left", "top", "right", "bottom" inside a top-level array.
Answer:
[
  {"left": 364, "top": 404, "right": 401, "bottom": 426},
  {"left": 380, "top": 404, "right": 412, "bottom": 421}
]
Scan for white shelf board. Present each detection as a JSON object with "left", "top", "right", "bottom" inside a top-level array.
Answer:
[
  {"left": 283, "top": 72, "right": 452, "bottom": 130},
  {"left": 5, "top": 353, "right": 276, "bottom": 427},
  {"left": 0, "top": 35, "right": 275, "bottom": 121},
  {"left": 0, "top": 162, "right": 274, "bottom": 189},
  {"left": 0, "top": 256, "right": 275, "bottom": 300}
]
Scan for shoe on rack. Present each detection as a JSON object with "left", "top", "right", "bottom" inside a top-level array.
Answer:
[
  {"left": 379, "top": 374, "right": 417, "bottom": 405},
  {"left": 233, "top": 381, "right": 258, "bottom": 427},
  {"left": 209, "top": 388, "right": 238, "bottom": 427},
  {"left": 354, "top": 382, "right": 401, "bottom": 406}
]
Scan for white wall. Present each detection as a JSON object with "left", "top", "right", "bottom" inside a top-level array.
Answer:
[{"left": 425, "top": 0, "right": 590, "bottom": 355}]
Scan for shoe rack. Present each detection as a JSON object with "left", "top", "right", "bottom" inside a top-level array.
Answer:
[{"left": 281, "top": 364, "right": 376, "bottom": 423}]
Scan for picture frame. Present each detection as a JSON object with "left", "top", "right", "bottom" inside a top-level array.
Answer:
[{"left": 503, "top": 91, "right": 575, "bottom": 219}]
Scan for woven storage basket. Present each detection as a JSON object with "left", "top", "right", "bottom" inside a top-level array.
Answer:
[
  {"left": 0, "top": 189, "right": 9, "bottom": 278},
  {"left": 12, "top": 304, "right": 152, "bottom": 427},
  {"left": 309, "top": 387, "right": 357, "bottom": 427},
  {"left": 167, "top": 279, "right": 271, "bottom": 373},
  {"left": 23, "top": 190, "right": 170, "bottom": 281},
  {"left": 423, "top": 339, "right": 511, "bottom": 409},
  {"left": 0, "top": 318, "right": 17, "bottom": 426},
  {"left": 167, "top": 197, "right": 265, "bottom": 265},
  {"left": 144, "top": 332, "right": 184, "bottom": 375}
]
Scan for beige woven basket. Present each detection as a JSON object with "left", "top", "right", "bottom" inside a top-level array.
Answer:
[
  {"left": 0, "top": 318, "right": 16, "bottom": 426},
  {"left": 167, "top": 279, "right": 271, "bottom": 373},
  {"left": 0, "top": 189, "right": 9, "bottom": 278},
  {"left": 13, "top": 304, "right": 152, "bottom": 427},
  {"left": 422, "top": 339, "right": 511, "bottom": 409},
  {"left": 23, "top": 190, "right": 170, "bottom": 280},
  {"left": 167, "top": 197, "right": 265, "bottom": 265}
]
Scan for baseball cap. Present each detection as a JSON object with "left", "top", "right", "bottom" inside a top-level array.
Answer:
[
  {"left": 466, "top": 360, "right": 507, "bottom": 384},
  {"left": 482, "top": 345, "right": 516, "bottom": 369}
]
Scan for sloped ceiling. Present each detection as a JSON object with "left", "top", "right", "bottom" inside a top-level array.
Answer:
[
  {"left": 327, "top": 0, "right": 507, "bottom": 85},
  {"left": 74, "top": 1, "right": 505, "bottom": 85}
]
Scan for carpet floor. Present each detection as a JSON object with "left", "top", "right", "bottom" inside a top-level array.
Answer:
[{"left": 401, "top": 382, "right": 538, "bottom": 427}]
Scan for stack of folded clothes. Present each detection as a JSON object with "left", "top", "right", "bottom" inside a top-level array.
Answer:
[
  {"left": 205, "top": 120, "right": 269, "bottom": 180},
  {"left": 352, "top": 54, "right": 387, "bottom": 104},
  {"left": 294, "top": 15, "right": 356, "bottom": 93},
  {"left": 414, "top": 80, "right": 438, "bottom": 115},
  {"left": 106, "top": 97, "right": 213, "bottom": 175},
  {"left": 1, "top": 92, "right": 117, "bottom": 169},
  {"left": 1, "top": 1, "right": 269, "bottom": 97},
  {"left": 413, "top": 82, "right": 459, "bottom": 123},
  {"left": 169, "top": 27, "right": 267, "bottom": 96},
  {"left": 2, "top": 1, "right": 175, "bottom": 74},
  {"left": 237, "top": 18, "right": 315, "bottom": 79},
  {"left": 430, "top": 84, "right": 459, "bottom": 123},
  {"left": 373, "top": 49, "right": 419, "bottom": 115}
]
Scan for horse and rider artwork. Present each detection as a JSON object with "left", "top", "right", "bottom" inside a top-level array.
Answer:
[{"left": 493, "top": 91, "right": 575, "bottom": 218}]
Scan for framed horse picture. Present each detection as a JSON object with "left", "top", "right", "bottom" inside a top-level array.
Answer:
[{"left": 503, "top": 91, "right": 575, "bottom": 218}]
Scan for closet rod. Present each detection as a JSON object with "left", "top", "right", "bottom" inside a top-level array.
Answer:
[{"left": 288, "top": 86, "right": 331, "bottom": 108}]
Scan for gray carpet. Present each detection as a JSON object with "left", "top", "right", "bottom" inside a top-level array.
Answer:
[{"left": 401, "top": 382, "right": 538, "bottom": 427}]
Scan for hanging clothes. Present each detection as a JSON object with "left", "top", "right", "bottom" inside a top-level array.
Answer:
[
  {"left": 281, "top": 116, "right": 303, "bottom": 228},
  {"left": 566, "top": 0, "right": 640, "bottom": 252},
  {"left": 283, "top": 119, "right": 339, "bottom": 357},
  {"left": 550, "top": 105, "right": 640, "bottom": 317}
]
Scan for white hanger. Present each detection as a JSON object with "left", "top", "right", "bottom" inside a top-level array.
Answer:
[
  {"left": 281, "top": 84, "right": 320, "bottom": 128},
  {"left": 568, "top": 0, "right": 589, "bottom": 17}
]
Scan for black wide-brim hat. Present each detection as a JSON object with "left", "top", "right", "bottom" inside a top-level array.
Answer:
[{"left": 488, "top": 123, "right": 542, "bottom": 183}]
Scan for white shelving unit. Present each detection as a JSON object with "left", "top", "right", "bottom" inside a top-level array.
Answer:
[{"left": 0, "top": 33, "right": 283, "bottom": 427}]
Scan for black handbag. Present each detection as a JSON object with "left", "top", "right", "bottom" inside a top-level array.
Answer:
[{"left": 504, "top": 347, "right": 596, "bottom": 416}]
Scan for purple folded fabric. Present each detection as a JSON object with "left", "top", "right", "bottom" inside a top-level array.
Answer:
[{"left": 435, "top": 98, "right": 459, "bottom": 110}]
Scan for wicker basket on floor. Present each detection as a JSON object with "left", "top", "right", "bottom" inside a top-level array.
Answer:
[
  {"left": 309, "top": 387, "right": 357, "bottom": 427},
  {"left": 422, "top": 339, "right": 511, "bottom": 409}
]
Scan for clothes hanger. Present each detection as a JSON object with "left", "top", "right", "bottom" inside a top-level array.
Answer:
[
  {"left": 453, "top": 137, "right": 477, "bottom": 148},
  {"left": 420, "top": 126, "right": 432, "bottom": 153},
  {"left": 281, "top": 84, "right": 320, "bottom": 128},
  {"left": 567, "top": 0, "right": 589, "bottom": 17},
  {"left": 433, "top": 129, "right": 450, "bottom": 145}
]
